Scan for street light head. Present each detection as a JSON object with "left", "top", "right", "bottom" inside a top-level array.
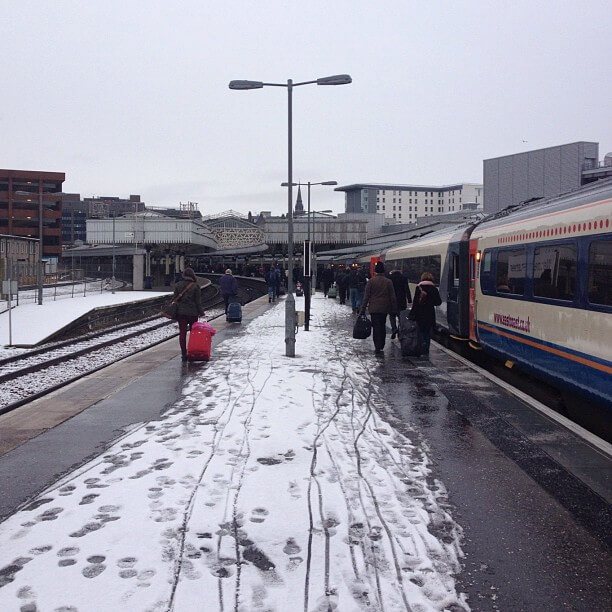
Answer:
[
  {"left": 316, "top": 74, "right": 352, "bottom": 86},
  {"left": 321, "top": 181, "right": 338, "bottom": 186},
  {"left": 280, "top": 182, "right": 298, "bottom": 187},
  {"left": 229, "top": 80, "right": 264, "bottom": 90}
]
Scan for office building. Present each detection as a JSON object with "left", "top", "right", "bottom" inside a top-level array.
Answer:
[
  {"left": 335, "top": 182, "right": 483, "bottom": 225},
  {"left": 483, "top": 141, "right": 612, "bottom": 213},
  {"left": 0, "top": 168, "right": 65, "bottom": 258}
]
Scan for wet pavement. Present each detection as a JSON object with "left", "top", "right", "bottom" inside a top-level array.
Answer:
[{"left": 376, "top": 341, "right": 612, "bottom": 611}]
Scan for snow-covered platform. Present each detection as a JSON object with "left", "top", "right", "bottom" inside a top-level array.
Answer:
[
  {"left": 0, "top": 291, "right": 168, "bottom": 347},
  {"left": 0, "top": 295, "right": 610, "bottom": 611}
]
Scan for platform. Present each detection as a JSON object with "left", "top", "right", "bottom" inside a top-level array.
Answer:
[{"left": 0, "top": 294, "right": 610, "bottom": 611}]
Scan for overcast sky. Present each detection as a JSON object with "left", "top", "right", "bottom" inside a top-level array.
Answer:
[{"left": 2, "top": 1, "right": 610, "bottom": 216}]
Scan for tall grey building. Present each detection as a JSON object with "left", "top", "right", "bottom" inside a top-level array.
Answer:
[{"left": 483, "top": 141, "right": 603, "bottom": 213}]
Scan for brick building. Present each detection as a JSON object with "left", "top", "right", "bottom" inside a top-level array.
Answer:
[{"left": 0, "top": 169, "right": 65, "bottom": 258}]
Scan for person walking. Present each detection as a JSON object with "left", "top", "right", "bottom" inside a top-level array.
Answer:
[
  {"left": 389, "top": 269, "right": 412, "bottom": 339},
  {"left": 409, "top": 271, "right": 442, "bottom": 355},
  {"left": 274, "top": 266, "right": 282, "bottom": 297},
  {"left": 174, "top": 267, "right": 204, "bottom": 360},
  {"left": 336, "top": 268, "right": 349, "bottom": 305},
  {"left": 360, "top": 261, "right": 397, "bottom": 355},
  {"left": 266, "top": 266, "right": 277, "bottom": 303},
  {"left": 349, "top": 266, "right": 367, "bottom": 313},
  {"left": 219, "top": 268, "right": 238, "bottom": 314},
  {"left": 321, "top": 265, "right": 334, "bottom": 298}
]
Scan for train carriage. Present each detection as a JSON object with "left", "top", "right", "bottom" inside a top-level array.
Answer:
[
  {"left": 471, "top": 180, "right": 612, "bottom": 407},
  {"left": 384, "top": 224, "right": 476, "bottom": 337}
]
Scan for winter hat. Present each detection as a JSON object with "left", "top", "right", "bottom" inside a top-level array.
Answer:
[
  {"left": 374, "top": 261, "right": 385, "bottom": 273},
  {"left": 225, "top": 269, "right": 233, "bottom": 275},
  {"left": 183, "top": 267, "right": 197, "bottom": 281}
]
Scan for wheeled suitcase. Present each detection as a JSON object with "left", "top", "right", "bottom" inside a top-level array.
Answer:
[
  {"left": 187, "top": 323, "right": 212, "bottom": 361},
  {"left": 327, "top": 286, "right": 337, "bottom": 298},
  {"left": 398, "top": 310, "right": 423, "bottom": 357},
  {"left": 226, "top": 301, "right": 242, "bottom": 323}
]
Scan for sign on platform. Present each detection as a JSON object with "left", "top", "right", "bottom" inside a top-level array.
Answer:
[
  {"left": 124, "top": 231, "right": 135, "bottom": 239},
  {"left": 303, "top": 240, "right": 311, "bottom": 277},
  {"left": 2, "top": 281, "right": 18, "bottom": 294}
]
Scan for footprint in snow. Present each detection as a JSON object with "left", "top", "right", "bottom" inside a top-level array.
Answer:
[{"left": 249, "top": 508, "right": 269, "bottom": 523}]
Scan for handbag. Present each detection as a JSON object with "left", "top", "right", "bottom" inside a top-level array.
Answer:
[
  {"left": 352, "top": 313, "right": 372, "bottom": 339},
  {"left": 160, "top": 282, "right": 195, "bottom": 320}
]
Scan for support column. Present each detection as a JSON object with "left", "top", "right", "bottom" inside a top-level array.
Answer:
[
  {"left": 174, "top": 253, "right": 181, "bottom": 282},
  {"left": 144, "top": 247, "right": 152, "bottom": 289},
  {"left": 164, "top": 251, "right": 171, "bottom": 286},
  {"left": 132, "top": 253, "right": 144, "bottom": 291}
]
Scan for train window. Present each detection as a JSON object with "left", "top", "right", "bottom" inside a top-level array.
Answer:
[
  {"left": 482, "top": 250, "right": 492, "bottom": 273},
  {"left": 533, "top": 244, "right": 576, "bottom": 301},
  {"left": 399, "top": 255, "right": 441, "bottom": 284},
  {"left": 496, "top": 249, "right": 526, "bottom": 295},
  {"left": 588, "top": 239, "right": 612, "bottom": 306},
  {"left": 479, "top": 250, "right": 495, "bottom": 294}
]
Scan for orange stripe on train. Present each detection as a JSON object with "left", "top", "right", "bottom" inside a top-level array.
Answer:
[{"left": 477, "top": 322, "right": 612, "bottom": 375}]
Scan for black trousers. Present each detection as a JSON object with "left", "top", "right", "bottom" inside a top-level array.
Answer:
[{"left": 370, "top": 313, "right": 388, "bottom": 350}]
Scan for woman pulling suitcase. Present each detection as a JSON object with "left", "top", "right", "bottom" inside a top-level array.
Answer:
[{"left": 174, "top": 267, "right": 205, "bottom": 360}]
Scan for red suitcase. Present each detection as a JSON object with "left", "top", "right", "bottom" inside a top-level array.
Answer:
[{"left": 187, "top": 323, "right": 212, "bottom": 361}]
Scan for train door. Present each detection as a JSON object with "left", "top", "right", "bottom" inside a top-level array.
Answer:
[
  {"left": 370, "top": 256, "right": 380, "bottom": 278},
  {"left": 469, "top": 239, "right": 479, "bottom": 341},
  {"left": 446, "top": 246, "right": 460, "bottom": 335}
]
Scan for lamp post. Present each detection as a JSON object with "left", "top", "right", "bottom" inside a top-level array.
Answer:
[
  {"left": 111, "top": 208, "right": 116, "bottom": 294},
  {"left": 14, "top": 189, "right": 65, "bottom": 305},
  {"left": 281, "top": 181, "right": 337, "bottom": 331},
  {"left": 229, "top": 74, "right": 351, "bottom": 357},
  {"left": 311, "top": 209, "right": 333, "bottom": 298}
]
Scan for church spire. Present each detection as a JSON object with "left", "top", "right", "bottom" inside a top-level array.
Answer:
[{"left": 294, "top": 185, "right": 304, "bottom": 216}]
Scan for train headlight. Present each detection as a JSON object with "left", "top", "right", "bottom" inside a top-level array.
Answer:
[{"left": 476, "top": 250, "right": 482, "bottom": 261}]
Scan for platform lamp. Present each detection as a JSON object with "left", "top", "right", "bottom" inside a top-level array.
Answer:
[
  {"left": 281, "top": 181, "right": 337, "bottom": 331},
  {"left": 312, "top": 209, "right": 333, "bottom": 297},
  {"left": 229, "top": 73, "right": 352, "bottom": 357}
]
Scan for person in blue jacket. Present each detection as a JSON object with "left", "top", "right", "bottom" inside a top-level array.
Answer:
[{"left": 219, "top": 269, "right": 238, "bottom": 314}]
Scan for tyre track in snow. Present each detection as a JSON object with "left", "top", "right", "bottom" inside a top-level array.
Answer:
[
  {"left": 224, "top": 356, "right": 274, "bottom": 612},
  {"left": 166, "top": 343, "right": 261, "bottom": 612},
  {"left": 350, "top": 363, "right": 411, "bottom": 611},
  {"left": 325, "top": 319, "right": 411, "bottom": 610},
  {"left": 335, "top": 355, "right": 387, "bottom": 611},
  {"left": 303, "top": 348, "right": 352, "bottom": 612}
]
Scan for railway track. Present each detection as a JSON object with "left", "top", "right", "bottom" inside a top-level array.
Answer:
[{"left": 0, "top": 278, "right": 266, "bottom": 416}]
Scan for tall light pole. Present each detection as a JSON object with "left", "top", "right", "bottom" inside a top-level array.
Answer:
[
  {"left": 111, "top": 207, "right": 116, "bottom": 294},
  {"left": 281, "top": 181, "right": 337, "bottom": 331},
  {"left": 14, "top": 189, "right": 64, "bottom": 305},
  {"left": 229, "top": 74, "right": 351, "bottom": 357},
  {"left": 312, "top": 209, "right": 333, "bottom": 297}
]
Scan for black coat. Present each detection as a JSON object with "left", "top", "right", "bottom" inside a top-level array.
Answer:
[
  {"left": 409, "top": 281, "right": 441, "bottom": 330},
  {"left": 174, "top": 279, "right": 204, "bottom": 319},
  {"left": 336, "top": 271, "right": 349, "bottom": 289},
  {"left": 389, "top": 271, "right": 411, "bottom": 312}
]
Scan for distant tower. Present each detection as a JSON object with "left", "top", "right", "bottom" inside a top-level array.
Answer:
[{"left": 294, "top": 185, "right": 305, "bottom": 216}]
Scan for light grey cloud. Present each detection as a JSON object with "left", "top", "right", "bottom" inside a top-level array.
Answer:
[{"left": 3, "top": 0, "right": 610, "bottom": 213}]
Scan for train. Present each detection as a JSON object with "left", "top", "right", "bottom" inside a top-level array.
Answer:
[{"left": 370, "top": 178, "right": 612, "bottom": 412}]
